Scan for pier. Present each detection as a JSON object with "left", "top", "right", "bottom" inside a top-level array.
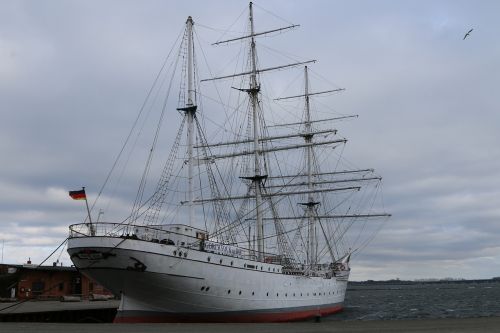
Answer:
[{"left": 0, "top": 300, "right": 119, "bottom": 322}]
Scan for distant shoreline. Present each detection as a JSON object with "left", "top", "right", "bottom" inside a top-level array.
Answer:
[{"left": 349, "top": 278, "right": 500, "bottom": 286}]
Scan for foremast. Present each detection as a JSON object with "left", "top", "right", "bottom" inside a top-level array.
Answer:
[{"left": 185, "top": 16, "right": 196, "bottom": 227}]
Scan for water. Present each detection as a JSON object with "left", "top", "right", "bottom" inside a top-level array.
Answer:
[{"left": 325, "top": 281, "right": 500, "bottom": 321}]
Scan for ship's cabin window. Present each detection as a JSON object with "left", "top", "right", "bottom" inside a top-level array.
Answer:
[
  {"left": 230, "top": 261, "right": 233, "bottom": 266},
  {"left": 252, "top": 291, "right": 255, "bottom": 295},
  {"left": 207, "top": 257, "right": 211, "bottom": 262},
  {"left": 285, "top": 293, "right": 287, "bottom": 297},
  {"left": 173, "top": 251, "right": 177, "bottom": 256},
  {"left": 268, "top": 267, "right": 270, "bottom": 271},
  {"left": 201, "top": 286, "right": 205, "bottom": 291},
  {"left": 293, "top": 293, "right": 295, "bottom": 297},
  {"left": 273, "top": 268, "right": 275, "bottom": 272},
  {"left": 266, "top": 292, "right": 269, "bottom": 296},
  {"left": 276, "top": 293, "right": 279, "bottom": 297},
  {"left": 239, "top": 291, "right": 242, "bottom": 295},
  {"left": 181, "top": 242, "right": 185, "bottom": 246},
  {"left": 178, "top": 251, "right": 182, "bottom": 257},
  {"left": 219, "top": 259, "right": 223, "bottom": 264},
  {"left": 206, "top": 287, "right": 210, "bottom": 291},
  {"left": 227, "top": 290, "right": 231, "bottom": 294},
  {"left": 184, "top": 252, "right": 187, "bottom": 258}
]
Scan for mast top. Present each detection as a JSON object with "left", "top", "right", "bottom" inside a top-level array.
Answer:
[{"left": 186, "top": 16, "right": 194, "bottom": 24}]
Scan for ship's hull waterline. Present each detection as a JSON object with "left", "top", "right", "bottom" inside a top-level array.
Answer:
[{"left": 68, "top": 236, "right": 347, "bottom": 323}]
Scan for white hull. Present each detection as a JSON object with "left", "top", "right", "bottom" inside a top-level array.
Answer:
[{"left": 68, "top": 236, "right": 348, "bottom": 322}]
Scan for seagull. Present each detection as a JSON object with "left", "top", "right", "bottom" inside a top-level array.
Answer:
[{"left": 463, "top": 28, "right": 473, "bottom": 40}]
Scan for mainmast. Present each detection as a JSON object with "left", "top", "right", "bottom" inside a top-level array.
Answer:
[
  {"left": 184, "top": 16, "right": 197, "bottom": 227},
  {"left": 248, "top": 2, "right": 265, "bottom": 261},
  {"left": 303, "top": 66, "right": 318, "bottom": 267}
]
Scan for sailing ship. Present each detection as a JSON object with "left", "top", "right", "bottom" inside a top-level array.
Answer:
[{"left": 67, "top": 2, "right": 390, "bottom": 323}]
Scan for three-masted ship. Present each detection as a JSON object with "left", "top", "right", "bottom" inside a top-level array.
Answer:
[{"left": 67, "top": 2, "right": 390, "bottom": 322}]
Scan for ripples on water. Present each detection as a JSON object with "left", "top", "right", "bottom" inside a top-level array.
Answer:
[{"left": 325, "top": 281, "right": 500, "bottom": 321}]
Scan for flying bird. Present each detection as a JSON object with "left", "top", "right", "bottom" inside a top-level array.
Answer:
[{"left": 463, "top": 28, "right": 473, "bottom": 40}]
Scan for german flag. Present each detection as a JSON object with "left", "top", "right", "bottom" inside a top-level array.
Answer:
[{"left": 69, "top": 189, "right": 86, "bottom": 200}]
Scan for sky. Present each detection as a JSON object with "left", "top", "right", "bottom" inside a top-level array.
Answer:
[{"left": 1, "top": 0, "right": 500, "bottom": 281}]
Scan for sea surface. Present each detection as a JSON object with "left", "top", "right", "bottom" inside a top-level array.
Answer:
[{"left": 325, "top": 280, "right": 500, "bottom": 321}]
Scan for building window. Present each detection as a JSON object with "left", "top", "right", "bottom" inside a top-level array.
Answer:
[
  {"left": 59, "top": 282, "right": 64, "bottom": 291},
  {"left": 89, "top": 282, "right": 94, "bottom": 292}
]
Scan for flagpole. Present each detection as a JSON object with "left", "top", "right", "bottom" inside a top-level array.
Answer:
[{"left": 82, "top": 187, "right": 94, "bottom": 235}]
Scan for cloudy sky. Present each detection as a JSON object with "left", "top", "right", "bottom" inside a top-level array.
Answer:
[{"left": 1, "top": 0, "right": 500, "bottom": 281}]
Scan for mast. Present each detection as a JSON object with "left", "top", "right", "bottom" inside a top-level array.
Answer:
[
  {"left": 303, "top": 66, "right": 317, "bottom": 268},
  {"left": 248, "top": 2, "right": 265, "bottom": 261},
  {"left": 185, "top": 16, "right": 197, "bottom": 226}
]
